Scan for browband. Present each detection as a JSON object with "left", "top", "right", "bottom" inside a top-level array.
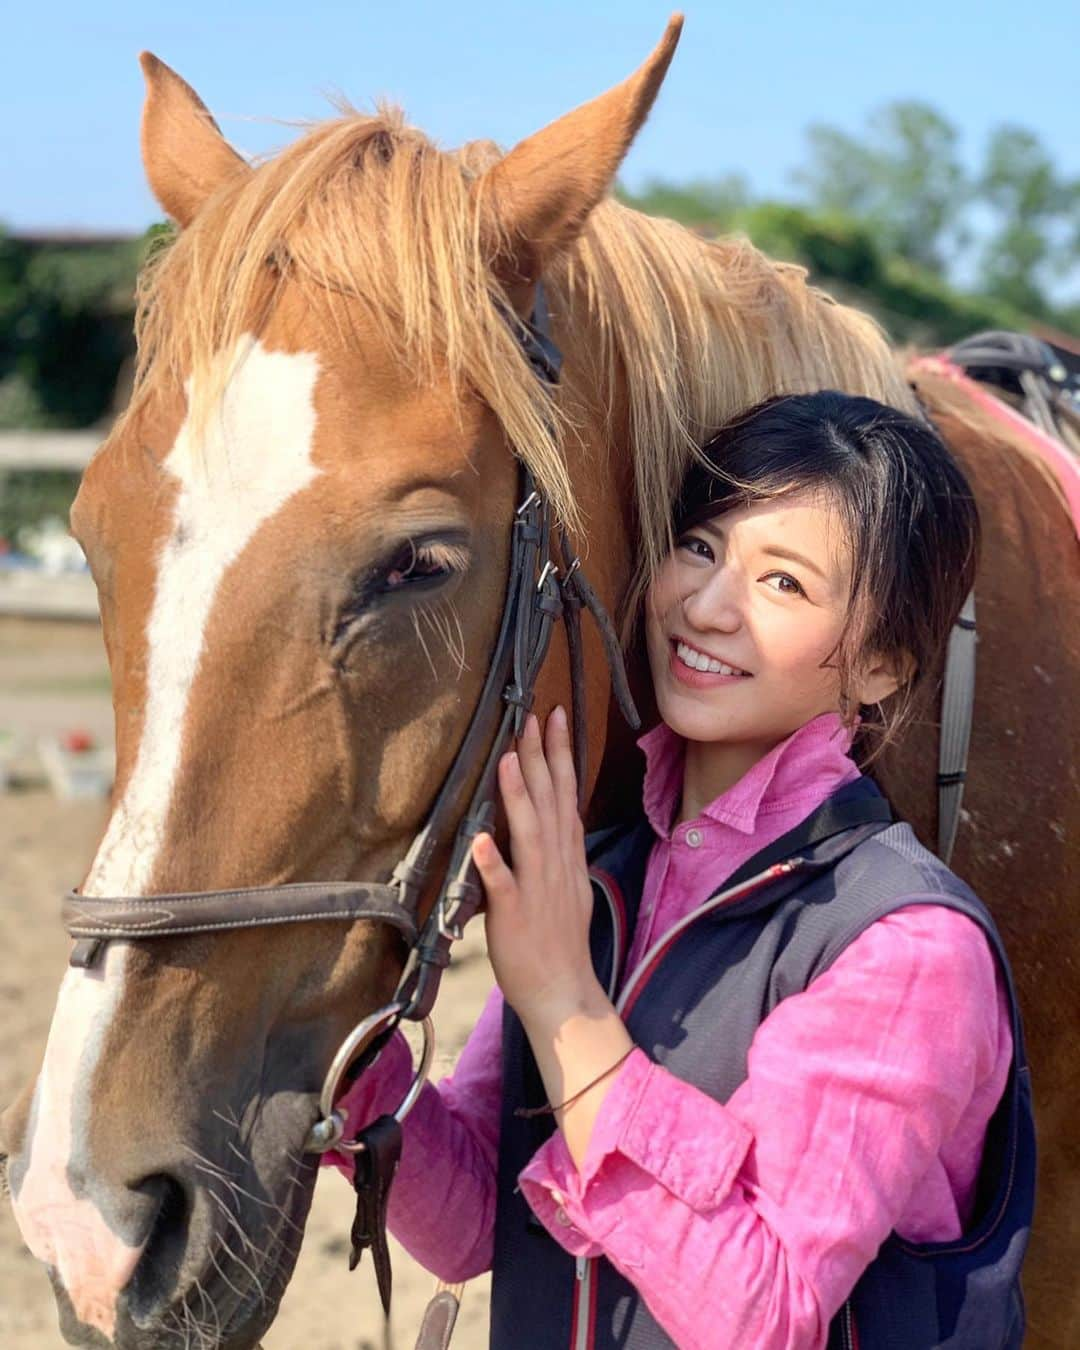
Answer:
[{"left": 63, "top": 881, "right": 416, "bottom": 969}]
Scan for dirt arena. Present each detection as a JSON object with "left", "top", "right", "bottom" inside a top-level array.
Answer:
[{"left": 0, "top": 617, "right": 493, "bottom": 1348}]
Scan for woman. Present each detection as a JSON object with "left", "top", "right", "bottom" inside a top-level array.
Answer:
[{"left": 332, "top": 391, "right": 1032, "bottom": 1349}]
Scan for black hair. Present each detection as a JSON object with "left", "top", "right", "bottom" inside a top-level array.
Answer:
[{"left": 676, "top": 391, "right": 980, "bottom": 758}]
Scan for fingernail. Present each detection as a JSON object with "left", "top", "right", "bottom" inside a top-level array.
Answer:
[
  {"left": 553, "top": 705, "right": 567, "bottom": 729},
  {"left": 503, "top": 751, "right": 520, "bottom": 778},
  {"left": 527, "top": 713, "right": 540, "bottom": 738}
]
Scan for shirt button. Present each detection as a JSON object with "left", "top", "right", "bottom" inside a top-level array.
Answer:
[{"left": 686, "top": 827, "right": 703, "bottom": 848}]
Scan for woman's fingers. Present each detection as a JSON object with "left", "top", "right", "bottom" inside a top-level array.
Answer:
[
  {"left": 517, "top": 714, "right": 558, "bottom": 839},
  {"left": 498, "top": 750, "right": 543, "bottom": 872},
  {"left": 545, "top": 706, "right": 582, "bottom": 839},
  {"left": 472, "top": 832, "right": 517, "bottom": 906}
]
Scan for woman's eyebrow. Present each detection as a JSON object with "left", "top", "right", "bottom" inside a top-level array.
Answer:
[{"left": 761, "top": 545, "right": 830, "bottom": 582}]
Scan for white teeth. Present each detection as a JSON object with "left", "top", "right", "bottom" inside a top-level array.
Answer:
[{"left": 675, "top": 640, "right": 747, "bottom": 676}]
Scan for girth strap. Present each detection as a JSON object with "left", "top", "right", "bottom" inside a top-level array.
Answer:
[{"left": 937, "top": 589, "right": 977, "bottom": 865}]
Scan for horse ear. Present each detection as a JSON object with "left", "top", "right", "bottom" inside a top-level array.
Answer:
[
  {"left": 474, "top": 15, "right": 682, "bottom": 299},
  {"left": 139, "top": 51, "right": 250, "bottom": 226}
]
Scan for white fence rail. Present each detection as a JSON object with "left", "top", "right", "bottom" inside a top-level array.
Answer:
[
  {"left": 0, "top": 430, "right": 102, "bottom": 471},
  {"left": 1, "top": 431, "right": 102, "bottom": 619}
]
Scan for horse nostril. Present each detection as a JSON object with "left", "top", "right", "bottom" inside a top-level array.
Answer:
[{"left": 127, "top": 1173, "right": 191, "bottom": 1315}]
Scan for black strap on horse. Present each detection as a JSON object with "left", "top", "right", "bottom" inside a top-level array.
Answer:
[
  {"left": 938, "top": 330, "right": 1080, "bottom": 864},
  {"left": 949, "top": 329, "right": 1079, "bottom": 445},
  {"left": 58, "top": 283, "right": 641, "bottom": 1330}
]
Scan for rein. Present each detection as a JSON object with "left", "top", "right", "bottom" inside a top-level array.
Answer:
[{"left": 60, "top": 285, "right": 639, "bottom": 1325}]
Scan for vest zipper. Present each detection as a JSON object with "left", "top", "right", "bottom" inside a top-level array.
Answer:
[
  {"left": 591, "top": 873, "right": 625, "bottom": 1002},
  {"left": 570, "top": 1256, "right": 593, "bottom": 1350},
  {"left": 840, "top": 1299, "right": 857, "bottom": 1350},
  {"left": 615, "top": 859, "right": 804, "bottom": 1017},
  {"left": 565, "top": 860, "right": 803, "bottom": 1350}
]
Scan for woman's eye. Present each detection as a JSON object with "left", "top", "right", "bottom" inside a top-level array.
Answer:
[
  {"left": 762, "top": 572, "right": 806, "bottom": 598},
  {"left": 676, "top": 534, "right": 714, "bottom": 562}
]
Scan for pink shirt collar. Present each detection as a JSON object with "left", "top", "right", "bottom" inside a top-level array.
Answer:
[{"left": 638, "top": 712, "right": 857, "bottom": 840}]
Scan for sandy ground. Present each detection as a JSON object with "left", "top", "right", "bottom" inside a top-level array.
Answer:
[{"left": 0, "top": 618, "right": 494, "bottom": 1349}]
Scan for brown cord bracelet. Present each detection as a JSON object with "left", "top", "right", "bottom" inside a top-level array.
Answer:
[{"left": 514, "top": 1046, "right": 636, "bottom": 1119}]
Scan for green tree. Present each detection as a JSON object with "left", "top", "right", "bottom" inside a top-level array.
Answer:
[
  {"left": 794, "top": 101, "right": 969, "bottom": 274},
  {"left": 0, "top": 227, "right": 143, "bottom": 429},
  {"left": 617, "top": 174, "right": 750, "bottom": 231},
  {"left": 977, "top": 126, "right": 1080, "bottom": 315}
]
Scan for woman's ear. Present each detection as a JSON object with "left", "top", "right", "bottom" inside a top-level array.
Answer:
[{"left": 852, "top": 649, "right": 915, "bottom": 707}]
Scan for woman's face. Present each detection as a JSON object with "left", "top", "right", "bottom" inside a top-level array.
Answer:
[{"left": 646, "top": 488, "right": 870, "bottom": 753}]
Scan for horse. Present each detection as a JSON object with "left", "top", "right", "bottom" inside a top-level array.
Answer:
[{"left": 2, "top": 19, "right": 1077, "bottom": 1349}]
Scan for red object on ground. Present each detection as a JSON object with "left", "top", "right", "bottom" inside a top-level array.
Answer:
[{"left": 62, "top": 730, "right": 96, "bottom": 754}]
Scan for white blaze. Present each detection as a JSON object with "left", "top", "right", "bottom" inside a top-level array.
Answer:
[
  {"left": 88, "top": 335, "right": 323, "bottom": 895},
  {"left": 12, "top": 337, "right": 322, "bottom": 1337}
]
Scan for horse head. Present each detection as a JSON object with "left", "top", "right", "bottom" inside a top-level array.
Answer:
[{"left": 1, "top": 22, "right": 681, "bottom": 1348}]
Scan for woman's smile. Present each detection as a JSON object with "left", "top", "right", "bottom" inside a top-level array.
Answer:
[
  {"left": 669, "top": 636, "right": 753, "bottom": 687},
  {"left": 646, "top": 491, "right": 855, "bottom": 758}
]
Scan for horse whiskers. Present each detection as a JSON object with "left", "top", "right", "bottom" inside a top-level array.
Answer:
[
  {"left": 188, "top": 1150, "right": 306, "bottom": 1235},
  {"left": 176, "top": 1297, "right": 211, "bottom": 1350},
  {"left": 182, "top": 1143, "right": 240, "bottom": 1182},
  {"left": 424, "top": 599, "right": 469, "bottom": 678},
  {"left": 193, "top": 1277, "right": 223, "bottom": 1347},
  {"left": 204, "top": 1193, "right": 273, "bottom": 1297},
  {"left": 409, "top": 598, "right": 470, "bottom": 682},
  {"left": 224, "top": 1137, "right": 252, "bottom": 1169},
  {"left": 163, "top": 1306, "right": 187, "bottom": 1348},
  {"left": 207, "top": 1247, "right": 250, "bottom": 1307},
  {"left": 410, "top": 610, "right": 439, "bottom": 682},
  {"left": 185, "top": 1132, "right": 310, "bottom": 1233},
  {"left": 211, "top": 1105, "right": 242, "bottom": 1132},
  {"left": 167, "top": 1127, "right": 312, "bottom": 1337}
]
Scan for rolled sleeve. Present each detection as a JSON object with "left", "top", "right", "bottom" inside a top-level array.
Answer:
[
  {"left": 515, "top": 905, "right": 1009, "bottom": 1350},
  {"left": 518, "top": 1048, "right": 753, "bottom": 1254}
]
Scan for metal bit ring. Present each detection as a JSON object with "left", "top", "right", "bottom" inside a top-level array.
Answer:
[{"left": 305, "top": 1003, "right": 435, "bottom": 1154}]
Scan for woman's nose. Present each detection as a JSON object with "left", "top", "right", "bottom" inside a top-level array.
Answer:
[{"left": 681, "top": 570, "right": 743, "bottom": 633}]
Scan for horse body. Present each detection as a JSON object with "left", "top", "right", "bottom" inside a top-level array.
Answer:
[
  {"left": 880, "top": 362, "right": 1080, "bottom": 1346},
  {"left": 2, "top": 21, "right": 1077, "bottom": 1349}
]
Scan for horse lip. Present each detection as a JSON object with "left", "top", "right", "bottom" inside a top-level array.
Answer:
[{"left": 114, "top": 1151, "right": 318, "bottom": 1350}]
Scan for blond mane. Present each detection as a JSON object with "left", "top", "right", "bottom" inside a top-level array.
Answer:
[{"left": 129, "top": 104, "right": 917, "bottom": 580}]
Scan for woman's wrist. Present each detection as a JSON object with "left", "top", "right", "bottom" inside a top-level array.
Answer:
[
  {"left": 515, "top": 974, "right": 612, "bottom": 1045},
  {"left": 518, "top": 987, "right": 634, "bottom": 1168}
]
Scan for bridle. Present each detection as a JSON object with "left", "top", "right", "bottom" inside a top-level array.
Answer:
[{"left": 59, "top": 285, "right": 639, "bottom": 1307}]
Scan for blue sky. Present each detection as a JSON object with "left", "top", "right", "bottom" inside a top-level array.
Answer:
[{"left": 4, "top": 1, "right": 1076, "bottom": 234}]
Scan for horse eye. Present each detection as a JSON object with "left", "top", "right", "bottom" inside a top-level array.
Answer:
[
  {"left": 380, "top": 542, "right": 453, "bottom": 592},
  {"left": 332, "top": 536, "right": 469, "bottom": 649}
]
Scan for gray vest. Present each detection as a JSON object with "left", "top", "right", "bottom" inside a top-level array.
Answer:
[{"left": 490, "top": 780, "right": 1032, "bottom": 1349}]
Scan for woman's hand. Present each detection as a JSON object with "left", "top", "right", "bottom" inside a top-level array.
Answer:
[
  {"left": 473, "top": 706, "right": 634, "bottom": 1167},
  {"left": 472, "top": 706, "right": 605, "bottom": 1031}
]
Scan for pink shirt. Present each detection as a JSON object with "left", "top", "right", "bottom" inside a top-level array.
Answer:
[{"left": 329, "top": 713, "right": 1011, "bottom": 1349}]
